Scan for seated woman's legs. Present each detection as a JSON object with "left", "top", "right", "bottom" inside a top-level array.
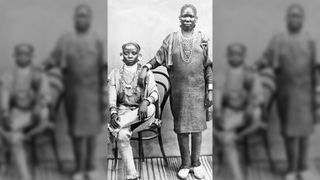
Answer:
[
  {"left": 111, "top": 104, "right": 156, "bottom": 179},
  {"left": 110, "top": 104, "right": 156, "bottom": 135},
  {"left": 119, "top": 104, "right": 155, "bottom": 128},
  {"left": 222, "top": 131, "right": 244, "bottom": 180},
  {"left": 10, "top": 131, "right": 31, "bottom": 180},
  {"left": 117, "top": 127, "right": 137, "bottom": 179}
]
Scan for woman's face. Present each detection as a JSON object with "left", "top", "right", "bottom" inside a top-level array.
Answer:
[
  {"left": 122, "top": 44, "right": 139, "bottom": 66},
  {"left": 227, "top": 47, "right": 245, "bottom": 67},
  {"left": 179, "top": 7, "right": 197, "bottom": 31},
  {"left": 15, "top": 47, "right": 32, "bottom": 67}
]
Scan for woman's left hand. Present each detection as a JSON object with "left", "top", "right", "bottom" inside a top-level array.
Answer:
[
  {"left": 205, "top": 90, "right": 213, "bottom": 108},
  {"left": 138, "top": 100, "right": 149, "bottom": 121}
]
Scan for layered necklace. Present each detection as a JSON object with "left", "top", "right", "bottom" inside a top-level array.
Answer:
[
  {"left": 179, "top": 31, "right": 196, "bottom": 63},
  {"left": 120, "top": 64, "right": 140, "bottom": 96}
]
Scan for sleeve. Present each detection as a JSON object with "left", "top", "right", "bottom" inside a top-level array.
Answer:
[
  {"left": 147, "top": 34, "right": 172, "bottom": 69},
  {"left": 200, "top": 32, "right": 213, "bottom": 90},
  {"left": 34, "top": 69, "right": 51, "bottom": 107},
  {"left": 97, "top": 39, "right": 108, "bottom": 107},
  {"left": 255, "top": 35, "right": 278, "bottom": 70},
  {"left": 310, "top": 39, "right": 318, "bottom": 66},
  {"left": 98, "top": 39, "right": 107, "bottom": 68},
  {"left": 146, "top": 71, "right": 159, "bottom": 104},
  {"left": 245, "top": 68, "right": 264, "bottom": 107},
  {"left": 108, "top": 69, "right": 117, "bottom": 114},
  {"left": 0, "top": 73, "right": 12, "bottom": 111},
  {"left": 43, "top": 35, "right": 65, "bottom": 70}
]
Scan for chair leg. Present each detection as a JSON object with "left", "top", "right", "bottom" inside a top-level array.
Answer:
[
  {"left": 261, "top": 130, "right": 275, "bottom": 172},
  {"left": 113, "top": 141, "right": 118, "bottom": 171},
  {"left": 138, "top": 132, "right": 144, "bottom": 176},
  {"left": 157, "top": 128, "right": 168, "bottom": 166},
  {"left": 243, "top": 136, "right": 251, "bottom": 166},
  {"left": 49, "top": 130, "right": 63, "bottom": 172},
  {"left": 30, "top": 137, "right": 38, "bottom": 166},
  {"left": 30, "top": 137, "right": 37, "bottom": 177}
]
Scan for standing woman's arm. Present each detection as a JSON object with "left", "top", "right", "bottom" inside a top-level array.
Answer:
[
  {"left": 138, "top": 33, "right": 172, "bottom": 87},
  {"left": 201, "top": 36, "right": 213, "bottom": 108}
]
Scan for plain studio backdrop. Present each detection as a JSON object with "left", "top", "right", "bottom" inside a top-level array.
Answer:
[
  {"left": 108, "top": 0, "right": 213, "bottom": 156},
  {"left": 214, "top": 0, "right": 320, "bottom": 160}
]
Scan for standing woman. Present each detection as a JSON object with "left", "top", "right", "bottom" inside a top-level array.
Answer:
[
  {"left": 44, "top": 4, "right": 106, "bottom": 180},
  {"left": 139, "top": 4, "right": 213, "bottom": 179}
]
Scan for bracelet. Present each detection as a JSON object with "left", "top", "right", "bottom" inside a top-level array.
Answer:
[
  {"left": 144, "top": 64, "right": 152, "bottom": 71},
  {"left": 144, "top": 97, "right": 153, "bottom": 105},
  {"left": 109, "top": 106, "right": 118, "bottom": 114},
  {"left": 208, "top": 84, "right": 213, "bottom": 90}
]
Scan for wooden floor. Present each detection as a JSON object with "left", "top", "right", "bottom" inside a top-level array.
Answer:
[
  {"left": 106, "top": 155, "right": 213, "bottom": 180},
  {"left": 2, "top": 157, "right": 320, "bottom": 180}
]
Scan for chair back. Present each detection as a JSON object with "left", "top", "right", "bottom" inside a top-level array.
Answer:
[
  {"left": 45, "top": 67, "right": 64, "bottom": 121},
  {"left": 152, "top": 70, "right": 170, "bottom": 120}
]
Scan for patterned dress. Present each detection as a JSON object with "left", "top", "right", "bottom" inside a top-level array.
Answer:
[
  {"left": 260, "top": 32, "right": 317, "bottom": 137},
  {"left": 150, "top": 31, "right": 213, "bottom": 133},
  {"left": 45, "top": 31, "right": 106, "bottom": 136}
]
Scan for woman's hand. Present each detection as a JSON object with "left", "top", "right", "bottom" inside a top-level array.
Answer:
[
  {"left": 8, "top": 132, "right": 24, "bottom": 144},
  {"left": 138, "top": 67, "right": 148, "bottom": 88},
  {"left": 138, "top": 100, "right": 149, "bottom": 121},
  {"left": 205, "top": 90, "right": 213, "bottom": 108},
  {"left": 110, "top": 113, "right": 120, "bottom": 129}
]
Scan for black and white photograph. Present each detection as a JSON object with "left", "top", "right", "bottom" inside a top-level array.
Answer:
[{"left": 106, "top": 0, "right": 213, "bottom": 180}]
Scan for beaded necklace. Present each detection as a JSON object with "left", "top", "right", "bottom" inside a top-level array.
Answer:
[
  {"left": 179, "top": 31, "right": 196, "bottom": 63},
  {"left": 119, "top": 64, "right": 141, "bottom": 96}
]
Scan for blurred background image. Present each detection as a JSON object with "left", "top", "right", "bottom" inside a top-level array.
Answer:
[
  {"left": 0, "top": 1, "right": 107, "bottom": 180},
  {"left": 214, "top": 0, "right": 320, "bottom": 180}
]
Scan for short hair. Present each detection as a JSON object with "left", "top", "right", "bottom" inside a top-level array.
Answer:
[
  {"left": 122, "top": 42, "right": 141, "bottom": 52},
  {"left": 14, "top": 43, "right": 34, "bottom": 55},
  {"left": 180, "top": 4, "right": 197, "bottom": 16},
  {"left": 287, "top": 3, "right": 304, "bottom": 16},
  {"left": 227, "top": 43, "right": 247, "bottom": 54},
  {"left": 75, "top": 3, "right": 92, "bottom": 16}
]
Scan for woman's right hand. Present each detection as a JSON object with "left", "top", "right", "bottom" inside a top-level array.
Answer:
[
  {"left": 110, "top": 113, "right": 120, "bottom": 129},
  {"left": 138, "top": 67, "right": 148, "bottom": 88}
]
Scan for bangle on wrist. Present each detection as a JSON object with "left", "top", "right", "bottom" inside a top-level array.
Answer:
[
  {"left": 144, "top": 98, "right": 151, "bottom": 105},
  {"left": 207, "top": 84, "right": 213, "bottom": 90},
  {"left": 144, "top": 64, "right": 152, "bottom": 71},
  {"left": 109, "top": 106, "right": 117, "bottom": 115}
]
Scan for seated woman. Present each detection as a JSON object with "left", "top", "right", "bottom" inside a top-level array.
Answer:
[
  {"left": 214, "top": 43, "right": 266, "bottom": 180},
  {"left": 107, "top": 42, "right": 159, "bottom": 180},
  {"left": 0, "top": 43, "right": 52, "bottom": 180}
]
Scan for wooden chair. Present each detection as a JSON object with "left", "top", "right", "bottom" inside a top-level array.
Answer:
[
  {"left": 240, "top": 94, "right": 275, "bottom": 172},
  {"left": 29, "top": 93, "right": 64, "bottom": 172},
  {"left": 113, "top": 70, "right": 170, "bottom": 174},
  {"left": 29, "top": 68, "right": 64, "bottom": 172},
  {"left": 216, "top": 95, "right": 276, "bottom": 173}
]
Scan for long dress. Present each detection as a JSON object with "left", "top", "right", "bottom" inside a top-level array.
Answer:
[
  {"left": 261, "top": 32, "right": 316, "bottom": 137},
  {"left": 151, "top": 31, "right": 213, "bottom": 133},
  {"left": 46, "top": 31, "right": 105, "bottom": 136}
]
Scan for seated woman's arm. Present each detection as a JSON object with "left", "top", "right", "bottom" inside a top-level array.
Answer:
[{"left": 108, "top": 70, "right": 120, "bottom": 129}]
